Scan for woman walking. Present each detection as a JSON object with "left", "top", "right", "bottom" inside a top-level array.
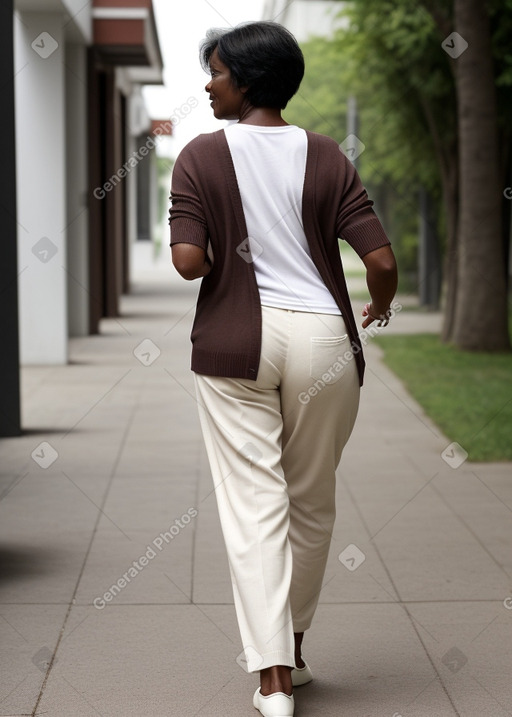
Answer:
[{"left": 169, "top": 21, "right": 397, "bottom": 717}]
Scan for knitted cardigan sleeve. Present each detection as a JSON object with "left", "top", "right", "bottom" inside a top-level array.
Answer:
[
  {"left": 168, "top": 143, "right": 209, "bottom": 250},
  {"left": 336, "top": 152, "right": 390, "bottom": 258}
]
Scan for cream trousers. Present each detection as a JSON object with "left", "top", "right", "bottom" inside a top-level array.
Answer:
[{"left": 194, "top": 305, "right": 360, "bottom": 672}]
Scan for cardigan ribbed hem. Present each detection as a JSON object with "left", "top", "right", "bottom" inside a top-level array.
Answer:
[
  {"left": 170, "top": 216, "right": 208, "bottom": 250},
  {"left": 342, "top": 217, "right": 390, "bottom": 257},
  {"left": 192, "top": 348, "right": 259, "bottom": 379}
]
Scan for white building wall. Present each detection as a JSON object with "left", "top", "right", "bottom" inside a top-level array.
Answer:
[
  {"left": 62, "top": 0, "right": 92, "bottom": 43},
  {"left": 15, "top": 12, "right": 68, "bottom": 364},
  {"left": 14, "top": 2, "right": 158, "bottom": 357}
]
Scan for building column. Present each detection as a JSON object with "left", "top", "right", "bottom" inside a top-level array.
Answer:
[
  {"left": 136, "top": 132, "right": 152, "bottom": 241},
  {"left": 0, "top": 0, "right": 21, "bottom": 435},
  {"left": 66, "top": 43, "right": 90, "bottom": 337},
  {"left": 104, "top": 68, "right": 124, "bottom": 317},
  {"left": 15, "top": 12, "right": 67, "bottom": 363}
]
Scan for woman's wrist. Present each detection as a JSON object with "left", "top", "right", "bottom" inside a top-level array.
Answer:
[
  {"left": 363, "top": 302, "right": 391, "bottom": 326},
  {"left": 368, "top": 305, "right": 390, "bottom": 320}
]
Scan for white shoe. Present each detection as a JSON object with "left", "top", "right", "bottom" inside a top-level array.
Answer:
[
  {"left": 291, "top": 661, "right": 313, "bottom": 687},
  {"left": 253, "top": 687, "right": 294, "bottom": 717}
]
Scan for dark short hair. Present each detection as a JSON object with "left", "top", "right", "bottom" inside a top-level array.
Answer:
[{"left": 200, "top": 21, "right": 304, "bottom": 110}]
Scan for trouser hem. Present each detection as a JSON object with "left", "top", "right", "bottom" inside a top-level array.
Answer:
[
  {"left": 292, "top": 623, "right": 312, "bottom": 634},
  {"left": 248, "top": 650, "right": 296, "bottom": 673}
]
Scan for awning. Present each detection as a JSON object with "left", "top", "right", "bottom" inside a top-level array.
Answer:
[{"left": 92, "top": 0, "right": 163, "bottom": 83}]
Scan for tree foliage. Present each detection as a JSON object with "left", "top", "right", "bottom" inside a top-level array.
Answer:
[
  {"left": 283, "top": 36, "right": 347, "bottom": 143},
  {"left": 284, "top": 0, "right": 512, "bottom": 349}
]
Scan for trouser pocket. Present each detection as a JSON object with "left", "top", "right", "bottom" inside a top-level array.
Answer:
[{"left": 309, "top": 334, "right": 350, "bottom": 384}]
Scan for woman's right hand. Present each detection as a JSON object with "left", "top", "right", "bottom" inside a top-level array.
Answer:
[{"left": 362, "top": 302, "right": 390, "bottom": 329}]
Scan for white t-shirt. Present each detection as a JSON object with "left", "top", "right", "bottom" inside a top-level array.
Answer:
[{"left": 224, "top": 123, "right": 341, "bottom": 315}]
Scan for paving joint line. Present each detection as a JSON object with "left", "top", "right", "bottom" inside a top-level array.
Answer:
[{"left": 30, "top": 400, "right": 140, "bottom": 716}]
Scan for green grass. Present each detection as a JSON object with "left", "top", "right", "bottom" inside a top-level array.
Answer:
[{"left": 375, "top": 334, "right": 512, "bottom": 462}]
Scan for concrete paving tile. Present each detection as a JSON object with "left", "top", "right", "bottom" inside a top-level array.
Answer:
[
  {"left": 32, "top": 602, "right": 453, "bottom": 717},
  {"left": 115, "top": 439, "right": 203, "bottom": 475},
  {"left": 430, "top": 471, "right": 512, "bottom": 574},
  {"left": 192, "top": 490, "right": 234, "bottom": 604},
  {"left": 367, "top": 484, "right": 510, "bottom": 601},
  {"left": 70, "top": 474, "right": 199, "bottom": 605},
  {"left": 319, "top": 478, "right": 400, "bottom": 604},
  {"left": 99, "top": 472, "right": 198, "bottom": 529},
  {"left": 125, "top": 410, "right": 202, "bottom": 442},
  {"left": 291, "top": 603, "right": 458, "bottom": 717},
  {"left": 0, "top": 537, "right": 91, "bottom": 606},
  {"left": 0, "top": 459, "right": 110, "bottom": 520},
  {"left": 39, "top": 442, "right": 124, "bottom": 477},
  {"left": 4, "top": 467, "right": 111, "bottom": 513},
  {"left": 405, "top": 601, "right": 512, "bottom": 717},
  {"left": 35, "top": 604, "right": 251, "bottom": 717},
  {"left": 58, "top": 411, "right": 134, "bottom": 439},
  {"left": 338, "top": 464, "right": 436, "bottom": 532},
  {"left": 1, "top": 423, "right": 131, "bottom": 482},
  {"left": 20, "top": 364, "right": 59, "bottom": 392},
  {"left": 0, "top": 472, "right": 30, "bottom": 505},
  {"left": 0, "top": 437, "right": 34, "bottom": 476},
  {"left": 444, "top": 464, "right": 512, "bottom": 505},
  {"left": 318, "top": 546, "right": 399, "bottom": 606},
  {"left": 342, "top": 443, "right": 418, "bottom": 475},
  {"left": 21, "top": 370, "right": 137, "bottom": 427},
  {"left": 0, "top": 604, "right": 68, "bottom": 716},
  {"left": 478, "top": 463, "right": 512, "bottom": 484},
  {"left": 360, "top": 347, "right": 445, "bottom": 431},
  {"left": 74, "top": 520, "right": 195, "bottom": 606},
  {"left": 402, "top": 447, "right": 455, "bottom": 482},
  {"left": 122, "top": 423, "right": 202, "bottom": 445},
  {"left": 191, "top": 602, "right": 455, "bottom": 716},
  {"left": 0, "top": 474, "right": 101, "bottom": 604}
]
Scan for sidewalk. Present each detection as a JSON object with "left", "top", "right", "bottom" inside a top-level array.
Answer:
[{"left": 1, "top": 246, "right": 511, "bottom": 717}]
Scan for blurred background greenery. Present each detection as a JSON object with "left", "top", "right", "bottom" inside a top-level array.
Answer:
[{"left": 283, "top": 0, "right": 512, "bottom": 460}]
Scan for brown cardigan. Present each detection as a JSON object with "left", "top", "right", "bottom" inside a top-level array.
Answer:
[{"left": 169, "top": 128, "right": 390, "bottom": 385}]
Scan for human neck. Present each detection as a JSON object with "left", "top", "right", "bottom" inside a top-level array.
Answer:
[{"left": 237, "top": 105, "right": 288, "bottom": 127}]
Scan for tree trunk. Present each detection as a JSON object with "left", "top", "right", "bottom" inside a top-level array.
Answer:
[
  {"left": 451, "top": 0, "right": 510, "bottom": 350},
  {"left": 440, "top": 148, "right": 459, "bottom": 341},
  {"left": 501, "top": 127, "right": 511, "bottom": 292},
  {"left": 415, "top": 91, "right": 458, "bottom": 338}
]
